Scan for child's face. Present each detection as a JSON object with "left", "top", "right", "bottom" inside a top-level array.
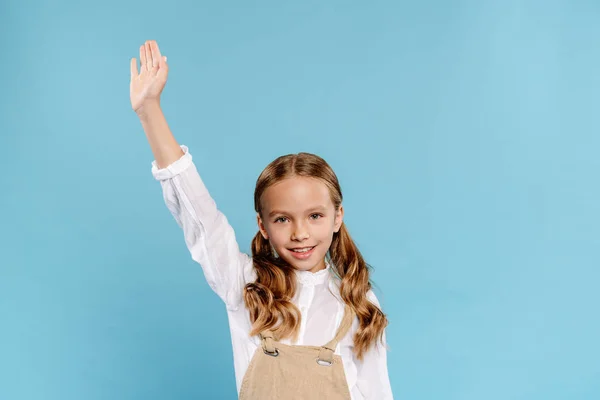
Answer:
[{"left": 257, "top": 176, "right": 344, "bottom": 273}]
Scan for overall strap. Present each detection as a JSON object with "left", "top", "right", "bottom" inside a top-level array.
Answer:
[
  {"left": 318, "top": 305, "right": 355, "bottom": 366},
  {"left": 259, "top": 330, "right": 278, "bottom": 356}
]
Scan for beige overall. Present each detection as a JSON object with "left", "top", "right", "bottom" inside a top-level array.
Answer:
[{"left": 238, "top": 305, "right": 354, "bottom": 400}]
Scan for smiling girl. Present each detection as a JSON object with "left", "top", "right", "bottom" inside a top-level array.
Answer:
[{"left": 130, "top": 40, "right": 394, "bottom": 399}]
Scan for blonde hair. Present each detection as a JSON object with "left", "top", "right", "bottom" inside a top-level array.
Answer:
[{"left": 243, "top": 152, "right": 388, "bottom": 359}]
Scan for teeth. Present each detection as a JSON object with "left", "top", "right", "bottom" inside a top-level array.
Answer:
[{"left": 292, "top": 247, "right": 314, "bottom": 253}]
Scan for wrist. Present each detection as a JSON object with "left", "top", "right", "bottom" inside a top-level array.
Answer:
[{"left": 135, "top": 101, "right": 162, "bottom": 119}]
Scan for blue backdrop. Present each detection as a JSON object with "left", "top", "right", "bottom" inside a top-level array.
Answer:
[{"left": 1, "top": 1, "right": 599, "bottom": 399}]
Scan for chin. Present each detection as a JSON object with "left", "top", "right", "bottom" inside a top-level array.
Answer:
[{"left": 289, "top": 263, "right": 321, "bottom": 272}]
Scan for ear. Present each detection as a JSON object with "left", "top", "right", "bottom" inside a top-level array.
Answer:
[
  {"left": 333, "top": 205, "right": 344, "bottom": 233},
  {"left": 257, "top": 213, "right": 269, "bottom": 240}
]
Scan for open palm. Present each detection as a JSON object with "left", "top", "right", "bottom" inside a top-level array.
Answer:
[{"left": 130, "top": 40, "right": 168, "bottom": 113}]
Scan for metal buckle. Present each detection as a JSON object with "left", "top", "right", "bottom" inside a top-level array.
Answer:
[
  {"left": 316, "top": 358, "right": 332, "bottom": 366},
  {"left": 263, "top": 348, "right": 279, "bottom": 357}
]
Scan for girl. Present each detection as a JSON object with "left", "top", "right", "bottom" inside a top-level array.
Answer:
[{"left": 130, "top": 40, "right": 394, "bottom": 399}]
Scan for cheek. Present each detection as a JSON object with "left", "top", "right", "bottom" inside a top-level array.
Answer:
[
  {"left": 265, "top": 225, "right": 287, "bottom": 245},
  {"left": 315, "top": 222, "right": 337, "bottom": 241}
]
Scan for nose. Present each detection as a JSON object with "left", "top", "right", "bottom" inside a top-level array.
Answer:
[{"left": 291, "top": 221, "right": 310, "bottom": 241}]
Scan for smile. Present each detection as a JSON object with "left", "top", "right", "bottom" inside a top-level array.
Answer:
[
  {"left": 290, "top": 246, "right": 315, "bottom": 253},
  {"left": 288, "top": 246, "right": 316, "bottom": 259}
]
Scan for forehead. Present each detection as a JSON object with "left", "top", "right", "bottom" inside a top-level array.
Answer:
[{"left": 261, "top": 176, "right": 333, "bottom": 212}]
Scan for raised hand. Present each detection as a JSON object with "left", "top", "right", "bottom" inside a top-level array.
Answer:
[{"left": 130, "top": 40, "right": 168, "bottom": 114}]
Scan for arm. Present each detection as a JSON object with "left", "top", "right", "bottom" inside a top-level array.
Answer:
[
  {"left": 130, "top": 40, "right": 183, "bottom": 169},
  {"left": 152, "top": 147, "right": 254, "bottom": 309},
  {"left": 131, "top": 40, "right": 255, "bottom": 309},
  {"left": 354, "top": 291, "right": 394, "bottom": 399},
  {"left": 137, "top": 101, "right": 184, "bottom": 169}
]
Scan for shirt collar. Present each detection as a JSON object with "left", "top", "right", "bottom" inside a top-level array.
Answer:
[{"left": 294, "top": 259, "right": 331, "bottom": 286}]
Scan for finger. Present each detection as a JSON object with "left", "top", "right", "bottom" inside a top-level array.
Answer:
[
  {"left": 145, "top": 42, "right": 153, "bottom": 72},
  {"left": 139, "top": 44, "right": 147, "bottom": 72},
  {"left": 151, "top": 41, "right": 162, "bottom": 69},
  {"left": 159, "top": 55, "right": 168, "bottom": 70},
  {"left": 130, "top": 58, "right": 138, "bottom": 80}
]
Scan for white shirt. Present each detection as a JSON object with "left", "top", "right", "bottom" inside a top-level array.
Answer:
[{"left": 151, "top": 145, "right": 394, "bottom": 399}]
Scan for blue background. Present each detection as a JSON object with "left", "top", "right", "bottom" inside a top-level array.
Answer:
[{"left": 1, "top": 1, "right": 599, "bottom": 399}]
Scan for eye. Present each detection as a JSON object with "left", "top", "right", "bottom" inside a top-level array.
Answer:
[
  {"left": 310, "top": 213, "right": 323, "bottom": 220},
  {"left": 274, "top": 216, "right": 288, "bottom": 223}
]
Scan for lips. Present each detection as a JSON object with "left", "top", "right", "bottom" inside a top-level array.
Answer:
[
  {"left": 287, "top": 245, "right": 317, "bottom": 260},
  {"left": 289, "top": 246, "right": 315, "bottom": 253}
]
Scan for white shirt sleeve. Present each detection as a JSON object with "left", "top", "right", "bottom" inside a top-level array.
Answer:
[
  {"left": 151, "top": 145, "right": 255, "bottom": 310},
  {"left": 354, "top": 291, "right": 395, "bottom": 399}
]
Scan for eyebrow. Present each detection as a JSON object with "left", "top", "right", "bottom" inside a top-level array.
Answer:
[{"left": 268, "top": 205, "right": 328, "bottom": 218}]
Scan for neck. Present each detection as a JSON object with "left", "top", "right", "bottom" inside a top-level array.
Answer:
[{"left": 307, "top": 259, "right": 327, "bottom": 273}]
